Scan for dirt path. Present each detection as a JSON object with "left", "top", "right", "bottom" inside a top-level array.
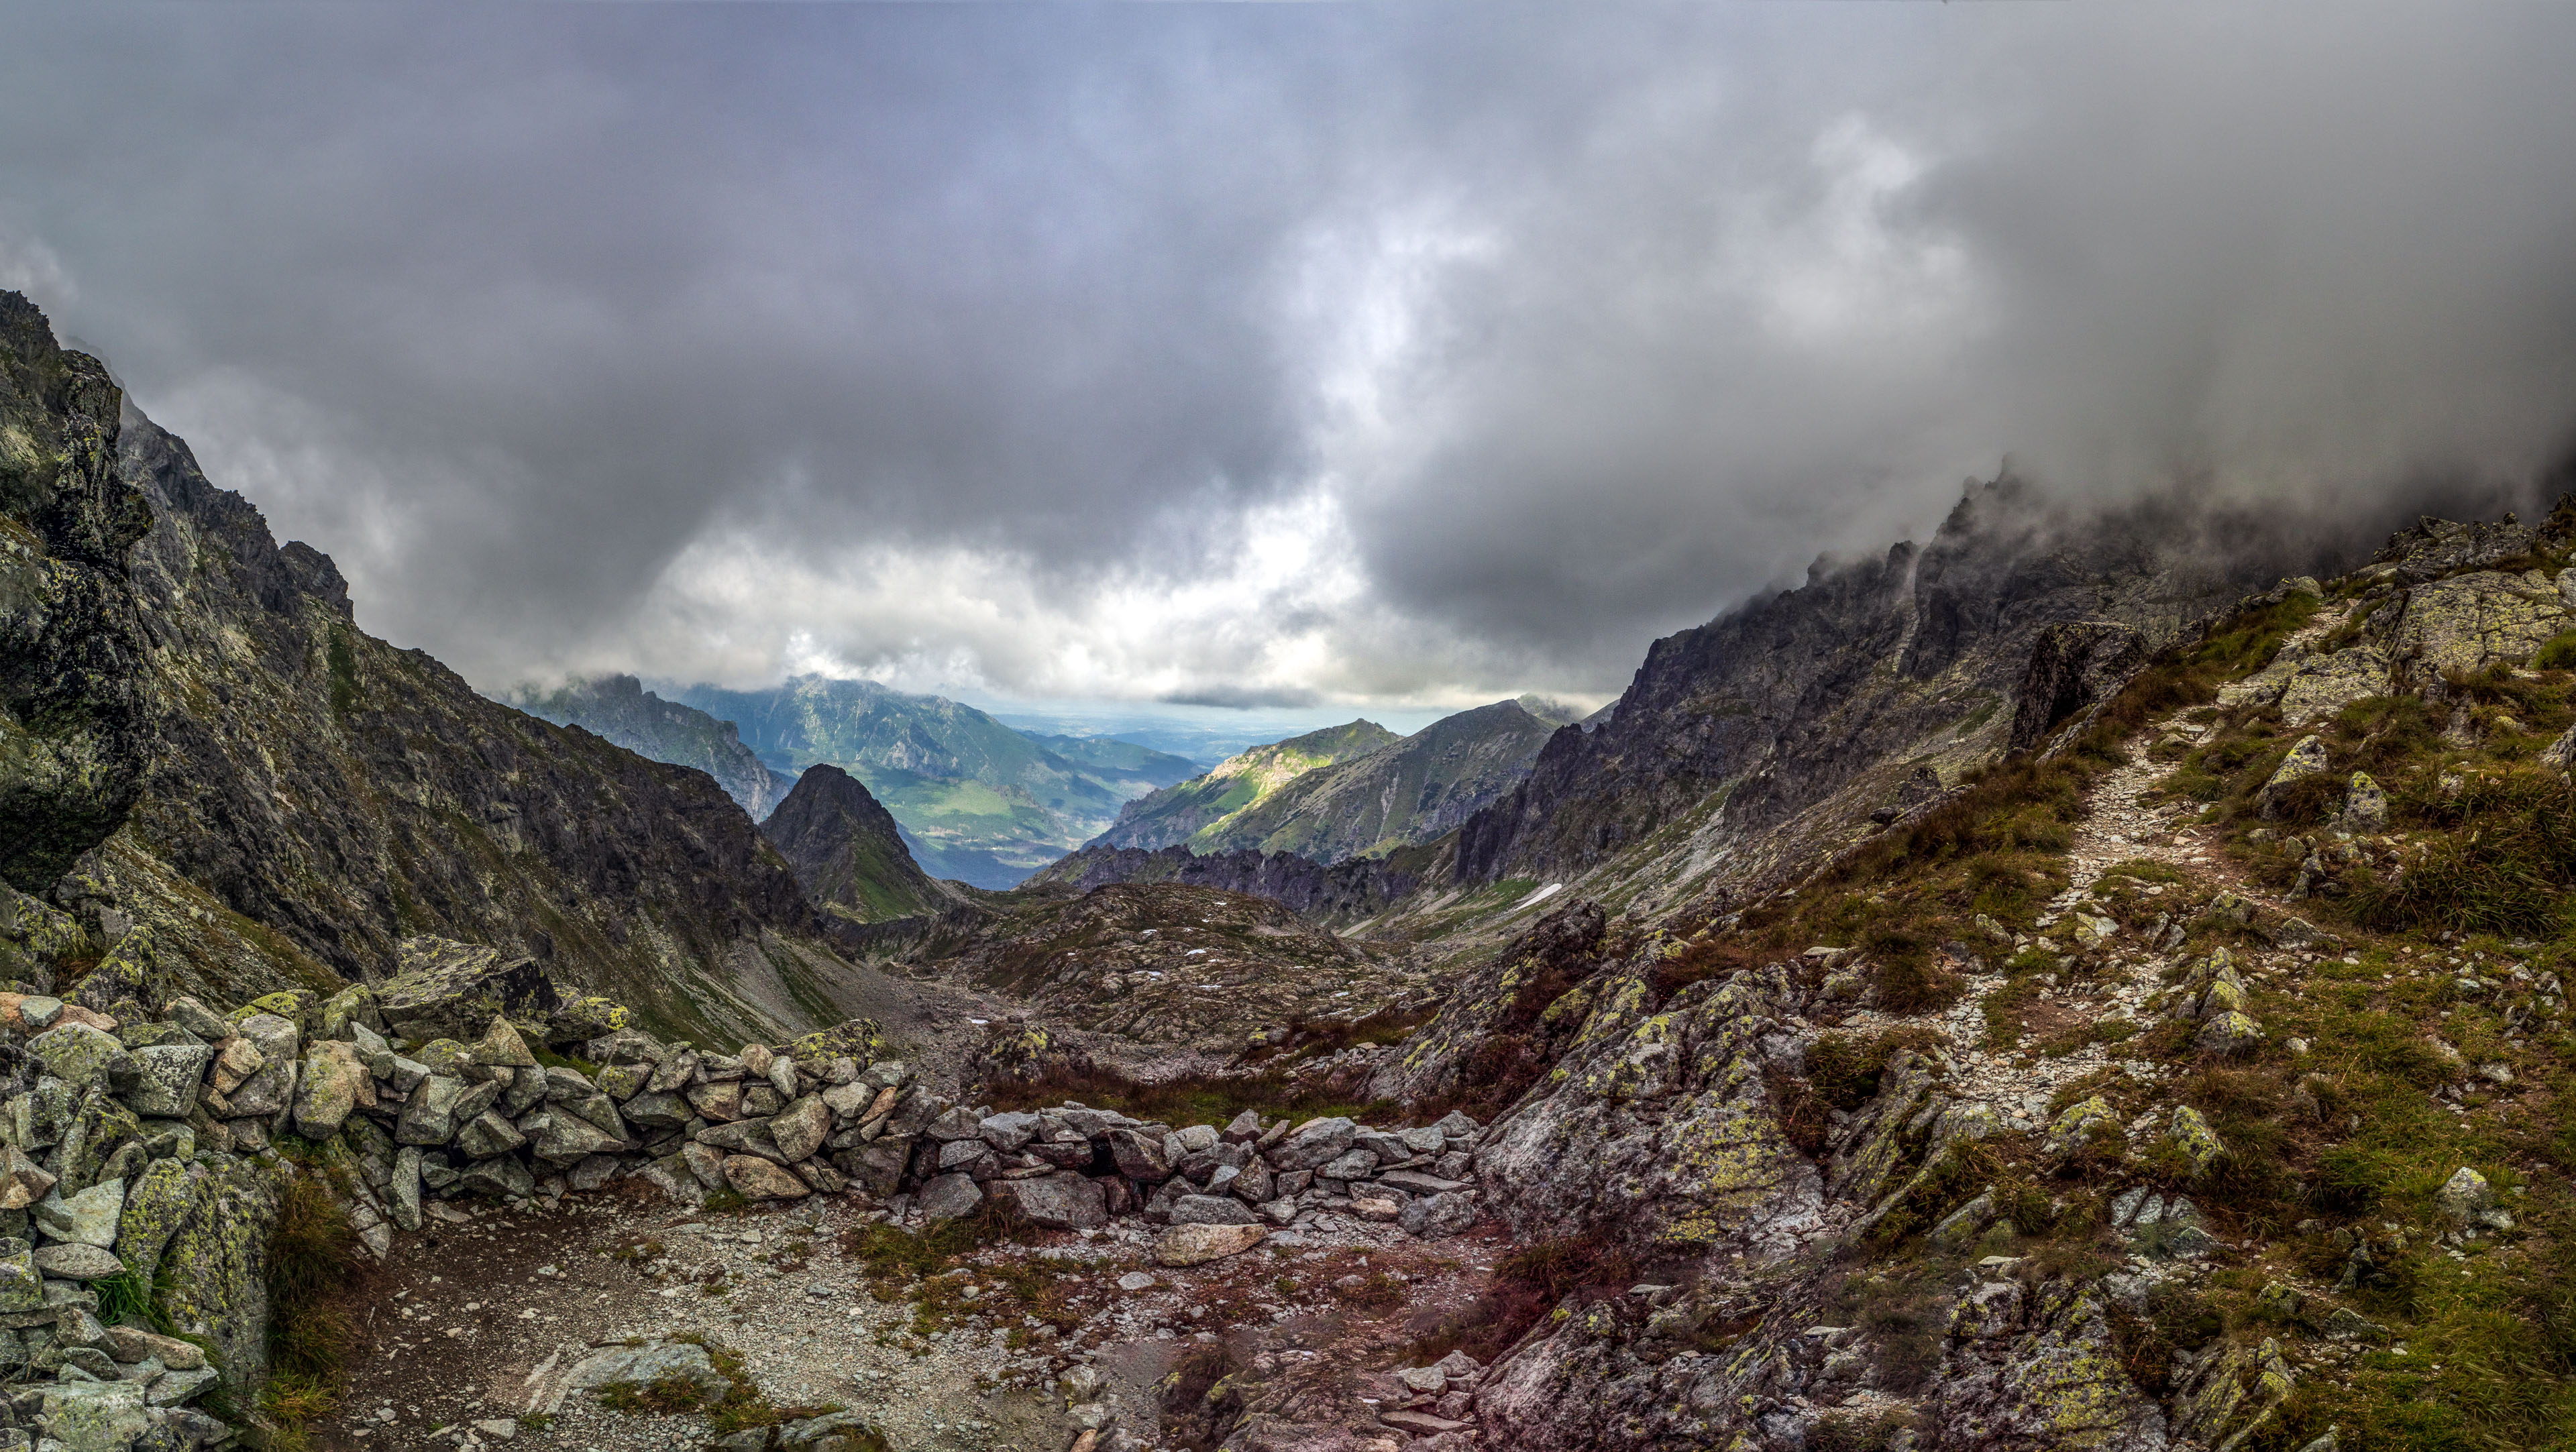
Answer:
[{"left": 1842, "top": 702, "right": 2318, "bottom": 1134}]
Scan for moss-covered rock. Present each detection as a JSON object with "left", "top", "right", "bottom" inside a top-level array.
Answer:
[{"left": 153, "top": 1155, "right": 278, "bottom": 1400}]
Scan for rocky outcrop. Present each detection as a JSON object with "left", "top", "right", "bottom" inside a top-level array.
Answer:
[
  {"left": 1453, "top": 478, "right": 2287, "bottom": 914},
  {"left": 758, "top": 765, "right": 959, "bottom": 926},
  {"left": 0, "top": 292, "right": 153, "bottom": 891},
  {"left": 511, "top": 674, "right": 796, "bottom": 818},
  {"left": 2009, "top": 620, "right": 2150, "bottom": 753},
  {"left": 60, "top": 396, "right": 862, "bottom": 1042}
]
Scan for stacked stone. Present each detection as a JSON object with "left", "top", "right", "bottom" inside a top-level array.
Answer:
[
  {"left": 0, "top": 929, "right": 1489, "bottom": 1452},
  {"left": 866, "top": 1103, "right": 1485, "bottom": 1245}
]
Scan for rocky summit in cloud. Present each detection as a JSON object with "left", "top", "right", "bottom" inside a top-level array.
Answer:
[{"left": 3, "top": 5, "right": 2575, "bottom": 713}]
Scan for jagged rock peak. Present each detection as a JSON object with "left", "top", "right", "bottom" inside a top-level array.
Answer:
[
  {"left": 759, "top": 763, "right": 957, "bottom": 926},
  {"left": 0, "top": 291, "right": 154, "bottom": 889}
]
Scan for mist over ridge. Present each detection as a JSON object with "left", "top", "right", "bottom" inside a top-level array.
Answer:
[{"left": 3, "top": 3, "right": 2573, "bottom": 713}]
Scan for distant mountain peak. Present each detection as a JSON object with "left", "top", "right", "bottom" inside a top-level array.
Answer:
[{"left": 758, "top": 764, "right": 958, "bottom": 926}]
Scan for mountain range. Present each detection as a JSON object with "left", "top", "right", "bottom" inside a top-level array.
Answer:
[
  {"left": 582, "top": 676, "right": 1204, "bottom": 887},
  {"left": 512, "top": 673, "right": 796, "bottom": 818},
  {"left": 1087, "top": 696, "right": 1581, "bottom": 863}
]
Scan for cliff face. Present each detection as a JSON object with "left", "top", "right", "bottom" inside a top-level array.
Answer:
[
  {"left": 69, "top": 394, "right": 859, "bottom": 1042},
  {"left": 0, "top": 293, "right": 153, "bottom": 890},
  {"left": 513, "top": 675, "right": 795, "bottom": 819},
  {"left": 758, "top": 763, "right": 959, "bottom": 925},
  {"left": 1454, "top": 480, "right": 2277, "bottom": 914}
]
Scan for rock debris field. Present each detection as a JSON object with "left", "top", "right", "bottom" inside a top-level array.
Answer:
[{"left": 316, "top": 1178, "right": 1503, "bottom": 1452}]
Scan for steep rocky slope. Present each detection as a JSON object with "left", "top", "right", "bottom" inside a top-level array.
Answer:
[
  {"left": 1089, "top": 719, "right": 1400, "bottom": 852},
  {"left": 1214, "top": 499, "right": 2576, "bottom": 1452},
  {"left": 758, "top": 764, "right": 962, "bottom": 927},
  {"left": 1188, "top": 699, "right": 1568, "bottom": 862},
  {"left": 512, "top": 673, "right": 796, "bottom": 818},
  {"left": 666, "top": 677, "right": 1197, "bottom": 888},
  {"left": 1450, "top": 478, "right": 2300, "bottom": 919},
  {"left": 45, "top": 356, "right": 867, "bottom": 1043},
  {"left": 0, "top": 292, "right": 152, "bottom": 890}
]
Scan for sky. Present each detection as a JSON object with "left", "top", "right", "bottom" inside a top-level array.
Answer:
[{"left": 4, "top": 3, "right": 2575, "bottom": 720}]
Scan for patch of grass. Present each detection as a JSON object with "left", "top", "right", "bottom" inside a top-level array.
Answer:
[
  {"left": 598, "top": 1376, "right": 711, "bottom": 1415},
  {"left": 93, "top": 1263, "right": 154, "bottom": 1327},
  {"left": 259, "top": 1166, "right": 377, "bottom": 1441},
  {"left": 1408, "top": 1229, "right": 1637, "bottom": 1367},
  {"left": 700, "top": 1186, "right": 749, "bottom": 1215}
]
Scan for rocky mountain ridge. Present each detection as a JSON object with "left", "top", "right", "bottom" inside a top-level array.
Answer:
[
  {"left": 660, "top": 677, "right": 1200, "bottom": 888},
  {"left": 512, "top": 675, "right": 797, "bottom": 819},
  {"left": 1161, "top": 700, "right": 1568, "bottom": 864},
  {"left": 1088, "top": 719, "right": 1401, "bottom": 854},
  {"left": 757, "top": 765, "right": 963, "bottom": 929}
]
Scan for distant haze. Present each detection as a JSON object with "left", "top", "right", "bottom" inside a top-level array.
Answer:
[{"left": 3, "top": 5, "right": 2573, "bottom": 710}]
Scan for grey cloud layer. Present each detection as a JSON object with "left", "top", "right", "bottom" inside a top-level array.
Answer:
[{"left": 2, "top": 5, "right": 2571, "bottom": 701}]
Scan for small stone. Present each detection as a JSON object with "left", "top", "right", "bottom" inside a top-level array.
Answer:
[
  {"left": 472, "top": 1420, "right": 517, "bottom": 1441},
  {"left": 721, "top": 1156, "right": 809, "bottom": 1200},
  {"left": 17, "top": 997, "right": 62, "bottom": 1031},
  {"left": 1154, "top": 1223, "right": 1266, "bottom": 1267},
  {"left": 1170, "top": 1194, "right": 1260, "bottom": 1227},
  {"left": 915, "top": 1172, "right": 982, "bottom": 1222},
  {"left": 0, "top": 1147, "right": 58, "bottom": 1211},
  {"left": 1116, "top": 1271, "right": 1156, "bottom": 1292},
  {"left": 2169, "top": 1106, "right": 2226, "bottom": 1177},
  {"left": 2194, "top": 1010, "right": 2265, "bottom": 1057},
  {"left": 31, "top": 1243, "right": 123, "bottom": 1280},
  {"left": 146, "top": 1365, "right": 219, "bottom": 1407},
  {"left": 33, "top": 1179, "right": 123, "bottom": 1249}
]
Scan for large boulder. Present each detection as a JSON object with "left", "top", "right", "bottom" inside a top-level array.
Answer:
[
  {"left": 2008, "top": 620, "right": 2149, "bottom": 753},
  {"left": 1269, "top": 1118, "right": 1358, "bottom": 1172},
  {"left": 34, "top": 1176, "right": 123, "bottom": 1247},
  {"left": 771, "top": 1095, "right": 831, "bottom": 1162},
  {"left": 376, "top": 937, "right": 559, "bottom": 1044},
  {"left": 127, "top": 1042, "right": 213, "bottom": 1119},
  {"left": 915, "top": 1172, "right": 983, "bottom": 1222},
  {"left": 722, "top": 1155, "right": 808, "bottom": 1200},
  {"left": 28, "top": 1021, "right": 131, "bottom": 1091}
]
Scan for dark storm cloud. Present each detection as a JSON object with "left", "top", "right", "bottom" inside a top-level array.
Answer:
[{"left": 1, "top": 4, "right": 2572, "bottom": 703}]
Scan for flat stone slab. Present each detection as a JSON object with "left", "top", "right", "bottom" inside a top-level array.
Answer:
[
  {"left": 1155, "top": 1223, "right": 1265, "bottom": 1268},
  {"left": 30, "top": 1243, "right": 123, "bottom": 1280}
]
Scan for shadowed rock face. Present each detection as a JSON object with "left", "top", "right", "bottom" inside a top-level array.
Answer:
[
  {"left": 513, "top": 675, "right": 794, "bottom": 818},
  {"left": 0, "top": 292, "right": 152, "bottom": 891},
  {"left": 67, "top": 392, "right": 853, "bottom": 1042},
  {"left": 759, "top": 764, "right": 955, "bottom": 925},
  {"left": 1454, "top": 479, "right": 2277, "bottom": 901}
]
